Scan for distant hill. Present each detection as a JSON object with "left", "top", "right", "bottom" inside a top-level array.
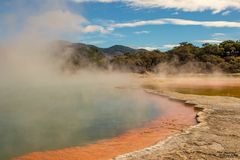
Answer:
[
  {"left": 101, "top": 45, "right": 137, "bottom": 55},
  {"left": 60, "top": 42, "right": 138, "bottom": 56},
  {"left": 54, "top": 42, "right": 106, "bottom": 70}
]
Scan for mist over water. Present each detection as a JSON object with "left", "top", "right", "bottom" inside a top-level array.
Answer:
[
  {"left": 0, "top": 1, "right": 200, "bottom": 159},
  {"left": 0, "top": 26, "right": 166, "bottom": 158},
  {"left": 0, "top": 2, "right": 163, "bottom": 159},
  {"left": 0, "top": 71, "right": 164, "bottom": 160}
]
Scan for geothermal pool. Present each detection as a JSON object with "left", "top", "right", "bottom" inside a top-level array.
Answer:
[
  {"left": 0, "top": 85, "right": 156, "bottom": 159},
  {"left": 0, "top": 74, "right": 196, "bottom": 160}
]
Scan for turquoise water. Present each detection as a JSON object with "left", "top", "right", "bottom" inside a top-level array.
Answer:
[{"left": 0, "top": 78, "right": 162, "bottom": 160}]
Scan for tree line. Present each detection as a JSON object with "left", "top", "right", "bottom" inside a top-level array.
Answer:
[
  {"left": 64, "top": 40, "right": 240, "bottom": 73},
  {"left": 110, "top": 40, "right": 240, "bottom": 73}
]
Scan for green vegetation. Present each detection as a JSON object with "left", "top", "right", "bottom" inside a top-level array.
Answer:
[
  {"left": 110, "top": 50, "right": 166, "bottom": 72},
  {"left": 110, "top": 40, "right": 240, "bottom": 73},
  {"left": 63, "top": 40, "right": 240, "bottom": 73}
]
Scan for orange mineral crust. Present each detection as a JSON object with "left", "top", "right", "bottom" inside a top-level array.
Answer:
[{"left": 14, "top": 95, "right": 196, "bottom": 160}]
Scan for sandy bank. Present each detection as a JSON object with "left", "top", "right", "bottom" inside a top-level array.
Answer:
[{"left": 114, "top": 88, "right": 240, "bottom": 160}]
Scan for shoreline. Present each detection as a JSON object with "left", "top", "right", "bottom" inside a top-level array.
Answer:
[
  {"left": 114, "top": 88, "right": 240, "bottom": 160},
  {"left": 13, "top": 92, "right": 196, "bottom": 160}
]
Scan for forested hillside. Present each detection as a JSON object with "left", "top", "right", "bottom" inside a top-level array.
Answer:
[{"left": 60, "top": 40, "right": 240, "bottom": 73}]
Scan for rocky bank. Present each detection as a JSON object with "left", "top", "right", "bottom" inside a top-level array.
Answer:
[{"left": 114, "top": 89, "right": 240, "bottom": 160}]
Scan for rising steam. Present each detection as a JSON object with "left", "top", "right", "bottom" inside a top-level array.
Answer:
[{"left": 0, "top": 0, "right": 88, "bottom": 82}]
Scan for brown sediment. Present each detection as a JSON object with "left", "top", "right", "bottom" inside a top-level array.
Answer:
[
  {"left": 142, "top": 75, "right": 240, "bottom": 88},
  {"left": 142, "top": 75, "right": 240, "bottom": 98},
  {"left": 13, "top": 94, "right": 196, "bottom": 160},
  {"left": 166, "top": 76, "right": 240, "bottom": 88}
]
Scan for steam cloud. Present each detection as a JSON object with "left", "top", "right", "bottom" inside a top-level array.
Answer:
[
  {"left": 0, "top": 0, "right": 143, "bottom": 92},
  {"left": 0, "top": 0, "right": 88, "bottom": 82}
]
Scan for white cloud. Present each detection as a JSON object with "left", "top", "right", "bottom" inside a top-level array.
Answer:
[
  {"left": 72, "top": 0, "right": 240, "bottom": 13},
  {"left": 136, "top": 46, "right": 159, "bottom": 51},
  {"left": 161, "top": 44, "right": 179, "bottom": 49},
  {"left": 212, "top": 33, "right": 225, "bottom": 37},
  {"left": 110, "top": 18, "right": 240, "bottom": 29},
  {"left": 85, "top": 40, "right": 105, "bottom": 45},
  {"left": 26, "top": 10, "right": 110, "bottom": 35},
  {"left": 172, "top": 12, "right": 179, "bottom": 15},
  {"left": 112, "top": 33, "right": 125, "bottom": 38},
  {"left": 134, "top": 30, "right": 150, "bottom": 34},
  {"left": 82, "top": 18, "right": 240, "bottom": 34},
  {"left": 82, "top": 25, "right": 110, "bottom": 34},
  {"left": 136, "top": 44, "right": 179, "bottom": 51},
  {"left": 27, "top": 10, "right": 86, "bottom": 33},
  {"left": 221, "top": 10, "right": 231, "bottom": 16},
  {"left": 196, "top": 33, "right": 230, "bottom": 44},
  {"left": 195, "top": 39, "right": 223, "bottom": 43}
]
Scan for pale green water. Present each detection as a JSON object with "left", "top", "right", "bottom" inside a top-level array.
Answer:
[{"left": 0, "top": 78, "right": 162, "bottom": 160}]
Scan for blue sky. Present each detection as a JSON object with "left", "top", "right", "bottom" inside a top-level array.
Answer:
[{"left": 1, "top": 0, "right": 240, "bottom": 50}]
